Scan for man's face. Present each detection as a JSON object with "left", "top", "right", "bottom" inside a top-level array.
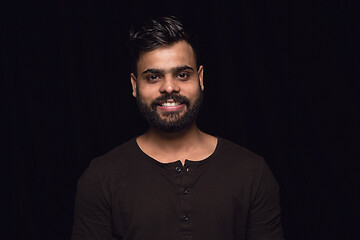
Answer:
[{"left": 131, "top": 41, "right": 204, "bottom": 132}]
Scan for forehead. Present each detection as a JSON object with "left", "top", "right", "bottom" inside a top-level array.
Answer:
[{"left": 136, "top": 41, "right": 197, "bottom": 74}]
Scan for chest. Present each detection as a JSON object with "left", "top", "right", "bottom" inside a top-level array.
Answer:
[{"left": 109, "top": 163, "right": 252, "bottom": 238}]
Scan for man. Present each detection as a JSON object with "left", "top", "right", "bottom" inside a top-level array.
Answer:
[{"left": 72, "top": 16, "right": 284, "bottom": 240}]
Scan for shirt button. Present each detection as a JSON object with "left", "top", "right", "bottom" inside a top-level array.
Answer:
[
  {"left": 183, "top": 188, "right": 189, "bottom": 194},
  {"left": 183, "top": 215, "right": 189, "bottom": 221},
  {"left": 175, "top": 166, "right": 181, "bottom": 172},
  {"left": 186, "top": 167, "right": 189, "bottom": 172}
]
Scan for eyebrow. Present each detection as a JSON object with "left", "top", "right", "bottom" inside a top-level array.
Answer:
[{"left": 141, "top": 65, "right": 194, "bottom": 75}]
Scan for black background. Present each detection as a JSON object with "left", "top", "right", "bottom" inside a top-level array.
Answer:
[{"left": 5, "top": 0, "right": 359, "bottom": 239}]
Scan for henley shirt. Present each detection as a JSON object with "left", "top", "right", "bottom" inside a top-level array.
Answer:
[{"left": 72, "top": 137, "right": 284, "bottom": 240}]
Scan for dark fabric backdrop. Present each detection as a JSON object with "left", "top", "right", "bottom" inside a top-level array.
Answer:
[{"left": 5, "top": 0, "right": 359, "bottom": 239}]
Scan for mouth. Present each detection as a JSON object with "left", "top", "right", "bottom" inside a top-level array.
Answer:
[
  {"left": 150, "top": 94, "right": 190, "bottom": 113},
  {"left": 161, "top": 101, "right": 181, "bottom": 107},
  {"left": 157, "top": 99, "right": 185, "bottom": 112}
]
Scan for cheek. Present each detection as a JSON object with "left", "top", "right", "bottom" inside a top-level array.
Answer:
[
  {"left": 186, "top": 83, "right": 201, "bottom": 98},
  {"left": 137, "top": 85, "right": 159, "bottom": 100}
]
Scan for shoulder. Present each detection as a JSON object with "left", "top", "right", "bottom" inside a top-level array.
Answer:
[
  {"left": 213, "top": 138, "right": 273, "bottom": 181},
  {"left": 217, "top": 137, "right": 265, "bottom": 167},
  {"left": 81, "top": 138, "right": 140, "bottom": 182},
  {"left": 93, "top": 138, "right": 137, "bottom": 165},
  {"left": 217, "top": 137, "right": 278, "bottom": 185}
]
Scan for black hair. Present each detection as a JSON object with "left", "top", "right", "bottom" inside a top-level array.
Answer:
[{"left": 129, "top": 16, "right": 199, "bottom": 75}]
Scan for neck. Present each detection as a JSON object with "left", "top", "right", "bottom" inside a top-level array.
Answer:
[
  {"left": 136, "top": 121, "right": 218, "bottom": 164},
  {"left": 140, "top": 122, "right": 203, "bottom": 151},
  {"left": 149, "top": 122, "right": 201, "bottom": 142}
]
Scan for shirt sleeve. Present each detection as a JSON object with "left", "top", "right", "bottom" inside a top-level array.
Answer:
[
  {"left": 71, "top": 160, "right": 113, "bottom": 240},
  {"left": 246, "top": 159, "right": 284, "bottom": 240}
]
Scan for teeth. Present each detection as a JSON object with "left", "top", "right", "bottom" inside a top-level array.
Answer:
[{"left": 162, "top": 102, "right": 180, "bottom": 107}]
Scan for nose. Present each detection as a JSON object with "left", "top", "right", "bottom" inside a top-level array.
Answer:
[{"left": 159, "top": 77, "right": 180, "bottom": 94}]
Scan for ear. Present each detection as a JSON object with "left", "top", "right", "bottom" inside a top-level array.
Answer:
[
  {"left": 130, "top": 73, "right": 137, "bottom": 98},
  {"left": 198, "top": 65, "right": 204, "bottom": 91}
]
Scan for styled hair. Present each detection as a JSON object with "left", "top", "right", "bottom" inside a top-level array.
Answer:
[{"left": 129, "top": 16, "right": 198, "bottom": 75}]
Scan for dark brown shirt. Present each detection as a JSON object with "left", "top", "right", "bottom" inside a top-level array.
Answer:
[{"left": 72, "top": 137, "right": 283, "bottom": 240}]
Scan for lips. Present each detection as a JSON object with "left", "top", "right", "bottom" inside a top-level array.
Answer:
[
  {"left": 157, "top": 101, "right": 185, "bottom": 112},
  {"left": 161, "top": 102, "right": 181, "bottom": 107},
  {"left": 151, "top": 94, "right": 190, "bottom": 112}
]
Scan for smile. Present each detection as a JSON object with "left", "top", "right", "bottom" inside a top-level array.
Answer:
[
  {"left": 161, "top": 102, "right": 181, "bottom": 107},
  {"left": 157, "top": 102, "right": 185, "bottom": 112}
]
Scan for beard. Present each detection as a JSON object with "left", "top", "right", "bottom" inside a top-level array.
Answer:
[{"left": 136, "top": 89, "right": 203, "bottom": 132}]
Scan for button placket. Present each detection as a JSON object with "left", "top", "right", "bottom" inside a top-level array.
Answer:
[{"left": 178, "top": 161, "right": 194, "bottom": 235}]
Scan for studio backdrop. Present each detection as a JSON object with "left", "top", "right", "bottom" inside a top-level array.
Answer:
[{"left": 6, "top": 0, "right": 359, "bottom": 239}]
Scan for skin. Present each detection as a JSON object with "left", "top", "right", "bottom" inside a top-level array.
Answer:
[{"left": 130, "top": 40, "right": 217, "bottom": 165}]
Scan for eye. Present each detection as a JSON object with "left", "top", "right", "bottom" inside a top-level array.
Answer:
[
  {"left": 146, "top": 75, "right": 161, "bottom": 82},
  {"left": 177, "top": 72, "right": 189, "bottom": 80}
]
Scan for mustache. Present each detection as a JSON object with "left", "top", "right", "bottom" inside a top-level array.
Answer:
[{"left": 150, "top": 94, "right": 190, "bottom": 110}]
